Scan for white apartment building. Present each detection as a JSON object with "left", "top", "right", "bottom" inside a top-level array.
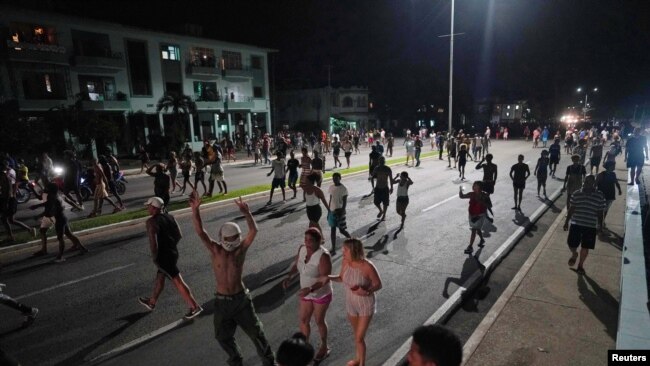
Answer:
[
  {"left": 0, "top": 6, "right": 274, "bottom": 154},
  {"left": 275, "top": 86, "right": 375, "bottom": 132}
]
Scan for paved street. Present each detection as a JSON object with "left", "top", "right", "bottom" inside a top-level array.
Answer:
[{"left": 1, "top": 140, "right": 576, "bottom": 365}]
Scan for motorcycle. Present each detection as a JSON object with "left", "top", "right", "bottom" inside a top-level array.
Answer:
[
  {"left": 113, "top": 170, "right": 128, "bottom": 195},
  {"left": 79, "top": 168, "right": 126, "bottom": 201},
  {"left": 16, "top": 166, "right": 65, "bottom": 204}
]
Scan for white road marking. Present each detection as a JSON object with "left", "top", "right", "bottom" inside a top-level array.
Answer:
[
  {"left": 383, "top": 186, "right": 562, "bottom": 366},
  {"left": 422, "top": 194, "right": 458, "bottom": 212},
  {"left": 15, "top": 263, "right": 135, "bottom": 300}
]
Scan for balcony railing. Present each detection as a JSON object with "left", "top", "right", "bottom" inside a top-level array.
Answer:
[
  {"left": 186, "top": 64, "right": 220, "bottom": 77},
  {"left": 6, "top": 40, "right": 68, "bottom": 64},
  {"left": 81, "top": 99, "right": 131, "bottom": 110},
  {"left": 223, "top": 66, "right": 253, "bottom": 80},
  {"left": 71, "top": 52, "right": 125, "bottom": 69}
]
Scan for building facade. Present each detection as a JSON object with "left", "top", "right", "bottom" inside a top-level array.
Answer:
[
  {"left": 0, "top": 6, "right": 274, "bottom": 155},
  {"left": 275, "top": 86, "right": 375, "bottom": 132}
]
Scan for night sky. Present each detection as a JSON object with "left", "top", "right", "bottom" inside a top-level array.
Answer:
[{"left": 20, "top": 0, "right": 650, "bottom": 121}]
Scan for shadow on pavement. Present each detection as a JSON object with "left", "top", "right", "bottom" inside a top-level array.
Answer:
[
  {"left": 253, "top": 282, "right": 290, "bottom": 314},
  {"left": 443, "top": 250, "right": 484, "bottom": 300},
  {"left": 512, "top": 210, "right": 531, "bottom": 227},
  {"left": 243, "top": 257, "right": 294, "bottom": 292},
  {"left": 576, "top": 272, "right": 619, "bottom": 341},
  {"left": 598, "top": 228, "right": 623, "bottom": 251},
  {"left": 58, "top": 312, "right": 151, "bottom": 366}
]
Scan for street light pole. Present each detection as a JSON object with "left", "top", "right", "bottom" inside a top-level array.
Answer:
[{"left": 447, "top": 0, "right": 455, "bottom": 135}]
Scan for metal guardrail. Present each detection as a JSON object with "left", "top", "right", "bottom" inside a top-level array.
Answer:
[{"left": 617, "top": 173, "right": 650, "bottom": 348}]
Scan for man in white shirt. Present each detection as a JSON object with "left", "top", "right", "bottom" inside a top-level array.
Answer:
[
  {"left": 266, "top": 152, "right": 286, "bottom": 204},
  {"left": 327, "top": 172, "right": 351, "bottom": 255}
]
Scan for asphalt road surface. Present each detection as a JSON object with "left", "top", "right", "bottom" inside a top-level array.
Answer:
[{"left": 0, "top": 140, "right": 575, "bottom": 366}]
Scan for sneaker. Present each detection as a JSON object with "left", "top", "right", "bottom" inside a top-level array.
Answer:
[
  {"left": 184, "top": 306, "right": 204, "bottom": 320},
  {"left": 23, "top": 307, "right": 38, "bottom": 326},
  {"left": 464, "top": 246, "right": 474, "bottom": 254},
  {"left": 478, "top": 240, "right": 486, "bottom": 248},
  {"left": 138, "top": 297, "right": 155, "bottom": 311}
]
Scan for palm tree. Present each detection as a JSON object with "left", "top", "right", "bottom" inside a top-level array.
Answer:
[{"left": 156, "top": 92, "right": 197, "bottom": 151}]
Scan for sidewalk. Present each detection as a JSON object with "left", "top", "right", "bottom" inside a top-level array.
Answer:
[{"left": 463, "top": 168, "right": 626, "bottom": 365}]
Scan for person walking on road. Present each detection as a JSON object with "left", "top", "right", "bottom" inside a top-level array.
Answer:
[
  {"left": 404, "top": 136, "right": 415, "bottom": 167},
  {"left": 146, "top": 163, "right": 172, "bottom": 209},
  {"left": 99, "top": 155, "right": 125, "bottom": 212},
  {"left": 549, "top": 138, "right": 562, "bottom": 178},
  {"left": 31, "top": 183, "right": 87, "bottom": 261},
  {"left": 282, "top": 228, "right": 333, "bottom": 362},
  {"left": 509, "top": 155, "right": 530, "bottom": 211},
  {"left": 589, "top": 138, "right": 604, "bottom": 175},
  {"left": 386, "top": 133, "right": 395, "bottom": 157},
  {"left": 394, "top": 171, "right": 413, "bottom": 228},
  {"left": 437, "top": 133, "right": 445, "bottom": 160},
  {"left": 596, "top": 161, "right": 622, "bottom": 221},
  {"left": 0, "top": 283, "right": 39, "bottom": 327},
  {"left": 534, "top": 150, "right": 550, "bottom": 197},
  {"left": 189, "top": 193, "right": 276, "bottom": 366},
  {"left": 62, "top": 151, "right": 84, "bottom": 211},
  {"left": 1, "top": 161, "right": 35, "bottom": 242},
  {"left": 207, "top": 150, "right": 227, "bottom": 196},
  {"left": 287, "top": 150, "right": 300, "bottom": 199},
  {"left": 371, "top": 157, "right": 393, "bottom": 221},
  {"left": 475, "top": 154, "right": 497, "bottom": 222},
  {"left": 88, "top": 157, "right": 120, "bottom": 218},
  {"left": 564, "top": 175, "right": 606, "bottom": 275},
  {"left": 138, "top": 197, "right": 203, "bottom": 319},
  {"left": 332, "top": 136, "right": 343, "bottom": 168},
  {"left": 325, "top": 238, "right": 382, "bottom": 366},
  {"left": 328, "top": 173, "right": 351, "bottom": 255},
  {"left": 457, "top": 144, "right": 469, "bottom": 181},
  {"left": 267, "top": 152, "right": 287, "bottom": 204},
  {"left": 193, "top": 152, "right": 207, "bottom": 195},
  {"left": 414, "top": 135, "right": 423, "bottom": 167},
  {"left": 311, "top": 151, "right": 324, "bottom": 188},
  {"left": 303, "top": 173, "right": 330, "bottom": 239},
  {"left": 179, "top": 156, "right": 194, "bottom": 195},
  {"left": 368, "top": 146, "right": 381, "bottom": 194},
  {"left": 624, "top": 127, "right": 648, "bottom": 185},
  {"left": 167, "top": 151, "right": 183, "bottom": 193},
  {"left": 459, "top": 181, "right": 489, "bottom": 254},
  {"left": 563, "top": 154, "right": 586, "bottom": 210},
  {"left": 343, "top": 137, "right": 354, "bottom": 168},
  {"left": 447, "top": 136, "right": 457, "bottom": 168}
]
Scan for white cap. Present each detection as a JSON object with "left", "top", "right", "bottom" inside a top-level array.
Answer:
[
  {"left": 220, "top": 222, "right": 241, "bottom": 238},
  {"left": 144, "top": 197, "right": 164, "bottom": 209}
]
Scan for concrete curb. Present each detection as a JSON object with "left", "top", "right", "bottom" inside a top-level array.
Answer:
[
  {"left": 0, "top": 154, "right": 432, "bottom": 262},
  {"left": 382, "top": 186, "right": 564, "bottom": 366},
  {"left": 461, "top": 204, "right": 567, "bottom": 364}
]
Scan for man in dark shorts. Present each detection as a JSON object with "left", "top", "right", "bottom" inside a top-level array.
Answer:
[
  {"left": 447, "top": 136, "right": 457, "bottom": 168},
  {"left": 139, "top": 197, "right": 203, "bottom": 319},
  {"left": 372, "top": 157, "right": 393, "bottom": 221},
  {"left": 286, "top": 150, "right": 300, "bottom": 199},
  {"left": 476, "top": 154, "right": 497, "bottom": 221},
  {"left": 589, "top": 138, "right": 603, "bottom": 175},
  {"left": 624, "top": 127, "right": 649, "bottom": 185},
  {"left": 509, "top": 154, "right": 530, "bottom": 211},
  {"left": 548, "top": 138, "right": 562, "bottom": 177},
  {"left": 368, "top": 145, "right": 381, "bottom": 193},
  {"left": 266, "top": 151, "right": 286, "bottom": 204},
  {"left": 563, "top": 175, "right": 605, "bottom": 275}
]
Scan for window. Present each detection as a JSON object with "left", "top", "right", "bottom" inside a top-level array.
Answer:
[
  {"left": 190, "top": 47, "right": 215, "bottom": 67},
  {"left": 161, "top": 45, "right": 180, "bottom": 61},
  {"left": 222, "top": 51, "right": 242, "bottom": 70},
  {"left": 251, "top": 55, "right": 263, "bottom": 69},
  {"left": 193, "top": 81, "right": 219, "bottom": 101},
  {"left": 78, "top": 75, "right": 116, "bottom": 101},
  {"left": 126, "top": 40, "right": 152, "bottom": 96},
  {"left": 253, "top": 86, "right": 264, "bottom": 98},
  {"left": 165, "top": 82, "right": 182, "bottom": 95},
  {"left": 22, "top": 72, "right": 66, "bottom": 99},
  {"left": 72, "top": 30, "right": 111, "bottom": 57},
  {"left": 342, "top": 96, "right": 353, "bottom": 108},
  {"left": 9, "top": 22, "right": 57, "bottom": 45},
  {"left": 360, "top": 97, "right": 367, "bottom": 107}
]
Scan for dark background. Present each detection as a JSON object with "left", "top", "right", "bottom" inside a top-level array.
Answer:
[{"left": 13, "top": 0, "right": 650, "bottom": 122}]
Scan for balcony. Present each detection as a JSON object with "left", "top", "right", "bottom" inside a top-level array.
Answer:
[
  {"left": 18, "top": 99, "right": 70, "bottom": 111},
  {"left": 6, "top": 40, "right": 68, "bottom": 64},
  {"left": 226, "top": 96, "right": 255, "bottom": 110},
  {"left": 186, "top": 64, "right": 220, "bottom": 77},
  {"left": 71, "top": 53, "right": 125, "bottom": 71},
  {"left": 81, "top": 100, "right": 131, "bottom": 111},
  {"left": 223, "top": 66, "right": 253, "bottom": 81}
]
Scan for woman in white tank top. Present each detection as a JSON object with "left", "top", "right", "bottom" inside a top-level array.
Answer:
[
  {"left": 282, "top": 228, "right": 333, "bottom": 362},
  {"left": 303, "top": 173, "right": 330, "bottom": 241}
]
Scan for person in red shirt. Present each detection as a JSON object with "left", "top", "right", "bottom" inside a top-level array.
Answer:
[{"left": 458, "top": 181, "right": 490, "bottom": 254}]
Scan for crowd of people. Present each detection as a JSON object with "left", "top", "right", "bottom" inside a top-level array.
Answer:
[{"left": 1, "top": 121, "right": 648, "bottom": 365}]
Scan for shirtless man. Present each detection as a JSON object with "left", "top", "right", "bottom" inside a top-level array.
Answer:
[
  {"left": 475, "top": 154, "right": 497, "bottom": 222},
  {"left": 372, "top": 157, "right": 394, "bottom": 221},
  {"left": 189, "top": 193, "right": 275, "bottom": 366}
]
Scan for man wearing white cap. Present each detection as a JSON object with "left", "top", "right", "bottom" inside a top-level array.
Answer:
[
  {"left": 189, "top": 192, "right": 275, "bottom": 366},
  {"left": 138, "top": 197, "right": 203, "bottom": 320}
]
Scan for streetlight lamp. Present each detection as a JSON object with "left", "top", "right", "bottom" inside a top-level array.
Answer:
[{"left": 576, "top": 87, "right": 598, "bottom": 122}]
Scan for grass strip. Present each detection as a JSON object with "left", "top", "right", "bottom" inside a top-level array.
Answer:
[{"left": 1, "top": 152, "right": 438, "bottom": 246}]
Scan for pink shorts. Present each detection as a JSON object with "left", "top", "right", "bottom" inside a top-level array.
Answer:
[{"left": 301, "top": 293, "right": 332, "bottom": 305}]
